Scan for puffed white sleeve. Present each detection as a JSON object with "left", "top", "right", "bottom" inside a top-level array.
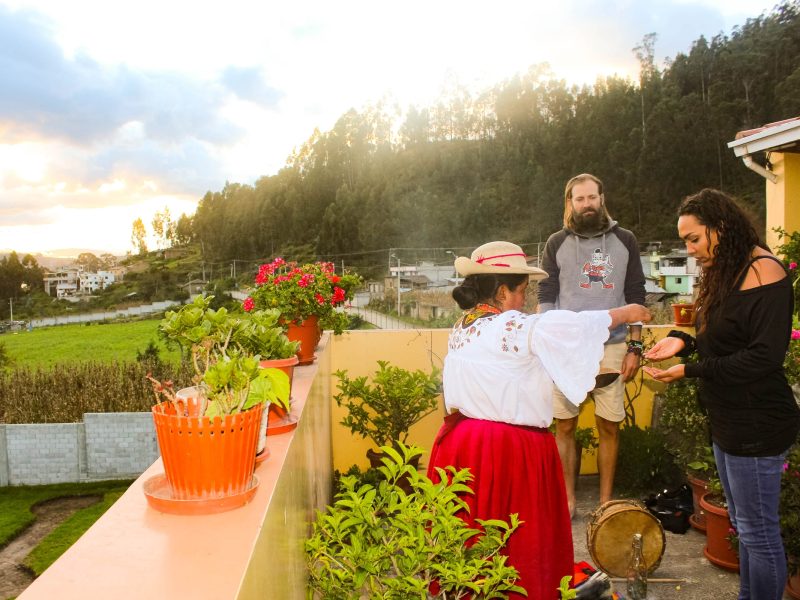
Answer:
[{"left": 529, "top": 310, "right": 612, "bottom": 405}]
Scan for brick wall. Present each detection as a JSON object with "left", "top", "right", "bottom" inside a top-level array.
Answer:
[{"left": 0, "top": 413, "right": 158, "bottom": 486}]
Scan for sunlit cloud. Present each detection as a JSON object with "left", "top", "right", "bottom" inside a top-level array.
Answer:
[{"left": 0, "top": 0, "right": 780, "bottom": 255}]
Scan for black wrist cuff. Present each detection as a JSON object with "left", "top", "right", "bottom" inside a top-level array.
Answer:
[{"left": 667, "top": 330, "right": 696, "bottom": 358}]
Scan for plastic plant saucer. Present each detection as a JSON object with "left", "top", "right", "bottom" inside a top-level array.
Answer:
[
  {"left": 297, "top": 354, "right": 317, "bottom": 366},
  {"left": 267, "top": 413, "right": 299, "bottom": 435},
  {"left": 255, "top": 447, "right": 270, "bottom": 466},
  {"left": 143, "top": 474, "right": 259, "bottom": 515}
]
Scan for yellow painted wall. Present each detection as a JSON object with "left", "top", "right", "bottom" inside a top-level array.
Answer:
[
  {"left": 766, "top": 152, "right": 800, "bottom": 251},
  {"left": 329, "top": 325, "right": 684, "bottom": 475},
  {"left": 329, "top": 329, "right": 449, "bottom": 472}
]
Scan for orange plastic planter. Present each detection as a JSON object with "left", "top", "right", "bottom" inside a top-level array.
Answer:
[
  {"left": 152, "top": 398, "right": 262, "bottom": 500},
  {"left": 286, "top": 315, "right": 320, "bottom": 365},
  {"left": 260, "top": 356, "right": 300, "bottom": 435}
]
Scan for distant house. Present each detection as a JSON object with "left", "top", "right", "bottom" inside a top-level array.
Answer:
[
  {"left": 44, "top": 268, "right": 80, "bottom": 298},
  {"left": 180, "top": 279, "right": 208, "bottom": 295},
  {"left": 79, "top": 270, "right": 115, "bottom": 293},
  {"left": 657, "top": 250, "right": 698, "bottom": 297}
]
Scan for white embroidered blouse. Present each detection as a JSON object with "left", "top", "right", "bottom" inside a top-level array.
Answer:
[{"left": 443, "top": 309, "right": 612, "bottom": 427}]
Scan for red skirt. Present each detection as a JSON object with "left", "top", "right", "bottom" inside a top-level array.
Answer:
[{"left": 427, "top": 414, "right": 573, "bottom": 600}]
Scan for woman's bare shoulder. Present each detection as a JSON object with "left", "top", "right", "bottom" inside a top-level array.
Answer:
[{"left": 740, "top": 251, "right": 787, "bottom": 290}]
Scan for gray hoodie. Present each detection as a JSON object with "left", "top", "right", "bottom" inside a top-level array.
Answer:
[{"left": 537, "top": 220, "right": 646, "bottom": 344}]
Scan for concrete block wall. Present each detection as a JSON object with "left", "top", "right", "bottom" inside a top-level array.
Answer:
[
  {"left": 0, "top": 413, "right": 159, "bottom": 486},
  {"left": 84, "top": 413, "right": 159, "bottom": 478},
  {"left": 6, "top": 423, "right": 81, "bottom": 485}
]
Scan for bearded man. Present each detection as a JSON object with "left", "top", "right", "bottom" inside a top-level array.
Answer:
[{"left": 537, "top": 173, "right": 646, "bottom": 516}]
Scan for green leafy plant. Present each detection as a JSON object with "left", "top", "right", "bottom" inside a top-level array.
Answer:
[
  {"left": 772, "top": 228, "right": 800, "bottom": 386},
  {"left": 656, "top": 372, "right": 711, "bottom": 477},
  {"left": 615, "top": 425, "right": 681, "bottom": 495},
  {"left": 575, "top": 426, "right": 598, "bottom": 454},
  {"left": 781, "top": 442, "right": 800, "bottom": 572},
  {"left": 245, "top": 258, "right": 362, "bottom": 334},
  {"left": 334, "top": 360, "right": 441, "bottom": 447},
  {"left": 148, "top": 295, "right": 290, "bottom": 417},
  {"left": 558, "top": 575, "right": 577, "bottom": 599},
  {"left": 305, "top": 443, "right": 525, "bottom": 599}
]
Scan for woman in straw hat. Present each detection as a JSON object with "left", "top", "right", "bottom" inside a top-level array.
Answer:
[{"left": 427, "top": 241, "right": 650, "bottom": 599}]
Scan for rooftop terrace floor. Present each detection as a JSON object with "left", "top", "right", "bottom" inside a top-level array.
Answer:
[{"left": 572, "top": 475, "right": 793, "bottom": 599}]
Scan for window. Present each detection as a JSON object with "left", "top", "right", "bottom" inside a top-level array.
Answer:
[{"left": 675, "top": 278, "right": 682, "bottom": 284}]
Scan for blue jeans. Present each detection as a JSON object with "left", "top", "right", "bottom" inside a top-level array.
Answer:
[{"left": 713, "top": 443, "right": 788, "bottom": 600}]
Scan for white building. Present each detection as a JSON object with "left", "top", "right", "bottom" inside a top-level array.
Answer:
[{"left": 79, "top": 271, "right": 116, "bottom": 293}]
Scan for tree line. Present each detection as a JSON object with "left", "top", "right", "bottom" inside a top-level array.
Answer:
[{"left": 172, "top": 4, "right": 800, "bottom": 274}]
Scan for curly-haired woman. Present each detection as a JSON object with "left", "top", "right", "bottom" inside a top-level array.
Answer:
[{"left": 646, "top": 189, "right": 800, "bottom": 600}]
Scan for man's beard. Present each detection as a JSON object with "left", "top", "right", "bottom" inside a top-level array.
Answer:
[{"left": 573, "top": 208, "right": 604, "bottom": 233}]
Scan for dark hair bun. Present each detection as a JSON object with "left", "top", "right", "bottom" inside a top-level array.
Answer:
[{"left": 452, "top": 282, "right": 479, "bottom": 309}]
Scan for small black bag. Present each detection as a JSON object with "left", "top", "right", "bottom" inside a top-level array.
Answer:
[{"left": 643, "top": 484, "right": 693, "bottom": 534}]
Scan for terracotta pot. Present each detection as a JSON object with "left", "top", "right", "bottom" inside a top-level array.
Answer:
[
  {"left": 259, "top": 356, "right": 299, "bottom": 434},
  {"left": 671, "top": 303, "right": 695, "bottom": 326},
  {"left": 151, "top": 391, "right": 262, "bottom": 500},
  {"left": 787, "top": 563, "right": 800, "bottom": 600},
  {"left": 699, "top": 492, "right": 739, "bottom": 572},
  {"left": 687, "top": 475, "right": 708, "bottom": 532},
  {"left": 285, "top": 315, "right": 320, "bottom": 365}
]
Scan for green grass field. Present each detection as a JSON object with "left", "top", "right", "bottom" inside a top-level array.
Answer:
[
  {"left": 0, "top": 319, "right": 181, "bottom": 368},
  {"left": 0, "top": 480, "right": 132, "bottom": 574}
]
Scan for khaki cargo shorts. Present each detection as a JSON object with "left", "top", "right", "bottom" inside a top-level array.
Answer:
[{"left": 552, "top": 342, "right": 627, "bottom": 423}]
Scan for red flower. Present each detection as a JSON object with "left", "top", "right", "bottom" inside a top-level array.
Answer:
[
  {"left": 331, "top": 286, "right": 346, "bottom": 304},
  {"left": 315, "top": 293, "right": 325, "bottom": 305},
  {"left": 243, "top": 297, "right": 255, "bottom": 312},
  {"left": 330, "top": 275, "right": 340, "bottom": 283}
]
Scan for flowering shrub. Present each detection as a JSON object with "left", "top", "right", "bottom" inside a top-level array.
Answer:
[
  {"left": 781, "top": 442, "right": 800, "bottom": 571},
  {"left": 726, "top": 526, "right": 739, "bottom": 556},
  {"left": 774, "top": 228, "right": 800, "bottom": 385},
  {"left": 245, "top": 258, "right": 362, "bottom": 335}
]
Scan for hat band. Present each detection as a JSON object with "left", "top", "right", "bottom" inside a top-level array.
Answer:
[{"left": 475, "top": 252, "right": 526, "bottom": 267}]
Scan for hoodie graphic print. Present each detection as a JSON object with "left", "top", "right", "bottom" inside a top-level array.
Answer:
[{"left": 537, "top": 220, "right": 646, "bottom": 344}]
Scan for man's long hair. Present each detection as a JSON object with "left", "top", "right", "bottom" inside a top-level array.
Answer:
[
  {"left": 563, "top": 173, "right": 612, "bottom": 230},
  {"left": 678, "top": 189, "right": 763, "bottom": 329}
]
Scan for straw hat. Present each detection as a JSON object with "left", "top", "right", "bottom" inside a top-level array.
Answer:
[{"left": 454, "top": 241, "right": 548, "bottom": 280}]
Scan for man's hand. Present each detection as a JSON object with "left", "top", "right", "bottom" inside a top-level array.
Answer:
[
  {"left": 642, "top": 364, "right": 686, "bottom": 382},
  {"left": 620, "top": 351, "right": 640, "bottom": 382}
]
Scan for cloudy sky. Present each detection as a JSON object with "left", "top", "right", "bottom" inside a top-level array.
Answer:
[{"left": 0, "top": 0, "right": 778, "bottom": 256}]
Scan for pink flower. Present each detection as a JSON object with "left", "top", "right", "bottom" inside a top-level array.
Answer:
[
  {"left": 790, "top": 262, "right": 797, "bottom": 270},
  {"left": 242, "top": 297, "right": 254, "bottom": 312},
  {"left": 792, "top": 330, "right": 800, "bottom": 340}
]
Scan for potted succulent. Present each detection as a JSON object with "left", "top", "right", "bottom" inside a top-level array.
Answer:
[
  {"left": 243, "top": 258, "right": 362, "bottom": 364},
  {"left": 228, "top": 307, "right": 302, "bottom": 435},
  {"left": 305, "top": 443, "right": 525, "bottom": 599},
  {"left": 145, "top": 295, "right": 290, "bottom": 513},
  {"left": 333, "top": 360, "right": 440, "bottom": 468}
]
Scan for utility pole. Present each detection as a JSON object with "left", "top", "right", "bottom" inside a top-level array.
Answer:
[{"left": 391, "top": 255, "right": 401, "bottom": 316}]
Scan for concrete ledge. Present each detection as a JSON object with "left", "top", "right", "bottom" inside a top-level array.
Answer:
[{"left": 19, "top": 334, "right": 333, "bottom": 600}]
